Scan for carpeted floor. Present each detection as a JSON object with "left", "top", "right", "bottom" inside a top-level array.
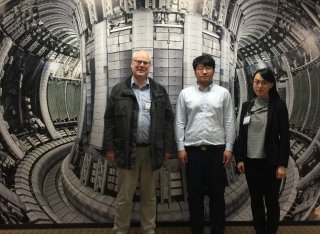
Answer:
[{"left": 0, "top": 226, "right": 319, "bottom": 234}]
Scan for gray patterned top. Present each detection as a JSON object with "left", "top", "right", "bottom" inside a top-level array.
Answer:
[{"left": 247, "top": 98, "right": 269, "bottom": 159}]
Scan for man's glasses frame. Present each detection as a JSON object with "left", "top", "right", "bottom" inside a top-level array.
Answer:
[
  {"left": 196, "top": 66, "right": 214, "bottom": 71},
  {"left": 133, "top": 60, "right": 151, "bottom": 66}
]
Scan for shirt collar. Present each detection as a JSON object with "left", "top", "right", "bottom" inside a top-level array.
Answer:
[
  {"left": 131, "top": 76, "right": 150, "bottom": 89},
  {"left": 197, "top": 81, "right": 214, "bottom": 91}
]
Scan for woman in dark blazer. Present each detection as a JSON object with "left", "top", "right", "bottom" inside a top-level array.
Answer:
[{"left": 236, "top": 68, "right": 290, "bottom": 234}]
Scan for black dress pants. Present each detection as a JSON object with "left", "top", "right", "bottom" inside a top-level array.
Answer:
[
  {"left": 185, "top": 145, "right": 226, "bottom": 234},
  {"left": 244, "top": 157, "right": 281, "bottom": 234}
]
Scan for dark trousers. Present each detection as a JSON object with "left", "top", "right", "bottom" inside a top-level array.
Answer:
[
  {"left": 245, "top": 157, "right": 281, "bottom": 234},
  {"left": 185, "top": 145, "right": 226, "bottom": 234}
]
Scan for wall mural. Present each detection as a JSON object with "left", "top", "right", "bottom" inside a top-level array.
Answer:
[{"left": 0, "top": 0, "right": 319, "bottom": 225}]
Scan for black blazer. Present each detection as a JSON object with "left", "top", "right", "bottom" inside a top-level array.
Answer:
[{"left": 235, "top": 98, "right": 290, "bottom": 167}]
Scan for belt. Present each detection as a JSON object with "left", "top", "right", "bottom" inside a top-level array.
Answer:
[
  {"left": 136, "top": 143, "right": 150, "bottom": 147},
  {"left": 186, "top": 144, "right": 225, "bottom": 151},
  {"left": 200, "top": 145, "right": 209, "bottom": 151}
]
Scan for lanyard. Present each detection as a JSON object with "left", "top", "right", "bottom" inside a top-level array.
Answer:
[
  {"left": 248, "top": 104, "right": 268, "bottom": 115},
  {"left": 243, "top": 104, "right": 268, "bottom": 125}
]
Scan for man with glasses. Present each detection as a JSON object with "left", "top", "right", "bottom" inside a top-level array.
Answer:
[
  {"left": 103, "top": 50, "right": 175, "bottom": 234},
  {"left": 175, "top": 54, "right": 236, "bottom": 234}
]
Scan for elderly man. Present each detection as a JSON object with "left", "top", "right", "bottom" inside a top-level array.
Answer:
[{"left": 103, "top": 50, "right": 175, "bottom": 234}]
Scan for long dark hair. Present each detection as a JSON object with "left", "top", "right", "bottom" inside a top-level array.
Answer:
[{"left": 252, "top": 68, "right": 280, "bottom": 99}]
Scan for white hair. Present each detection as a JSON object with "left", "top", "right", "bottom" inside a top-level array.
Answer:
[{"left": 132, "top": 50, "right": 151, "bottom": 62}]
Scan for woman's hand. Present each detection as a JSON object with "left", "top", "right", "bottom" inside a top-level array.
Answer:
[
  {"left": 237, "top": 162, "right": 245, "bottom": 173},
  {"left": 276, "top": 166, "right": 287, "bottom": 179}
]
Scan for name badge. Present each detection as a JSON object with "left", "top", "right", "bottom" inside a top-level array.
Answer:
[
  {"left": 243, "top": 115, "right": 251, "bottom": 125},
  {"left": 144, "top": 102, "right": 151, "bottom": 111}
]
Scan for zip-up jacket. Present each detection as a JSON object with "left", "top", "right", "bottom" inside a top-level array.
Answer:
[{"left": 103, "top": 76, "right": 175, "bottom": 170}]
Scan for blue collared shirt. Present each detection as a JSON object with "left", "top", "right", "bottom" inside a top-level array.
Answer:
[
  {"left": 131, "top": 77, "right": 151, "bottom": 144},
  {"left": 175, "top": 82, "right": 236, "bottom": 152}
]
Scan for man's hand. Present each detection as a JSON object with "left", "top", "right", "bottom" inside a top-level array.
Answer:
[
  {"left": 163, "top": 152, "right": 171, "bottom": 160},
  {"left": 223, "top": 151, "right": 232, "bottom": 168},
  {"left": 178, "top": 150, "right": 188, "bottom": 166},
  {"left": 105, "top": 151, "right": 115, "bottom": 163}
]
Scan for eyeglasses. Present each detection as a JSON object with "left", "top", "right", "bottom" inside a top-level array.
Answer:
[
  {"left": 196, "top": 66, "right": 213, "bottom": 71},
  {"left": 133, "top": 60, "right": 151, "bottom": 66},
  {"left": 253, "top": 79, "right": 270, "bottom": 86}
]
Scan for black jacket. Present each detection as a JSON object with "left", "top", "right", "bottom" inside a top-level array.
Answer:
[
  {"left": 235, "top": 98, "right": 290, "bottom": 167},
  {"left": 103, "top": 77, "right": 175, "bottom": 170}
]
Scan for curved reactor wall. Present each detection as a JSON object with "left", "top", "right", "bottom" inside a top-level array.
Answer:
[{"left": 0, "top": 0, "right": 319, "bottom": 224}]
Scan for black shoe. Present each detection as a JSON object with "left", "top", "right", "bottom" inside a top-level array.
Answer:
[
  {"left": 192, "top": 231, "right": 203, "bottom": 234},
  {"left": 210, "top": 229, "right": 224, "bottom": 234},
  {"left": 266, "top": 230, "right": 277, "bottom": 234},
  {"left": 256, "top": 230, "right": 266, "bottom": 234},
  {"left": 192, "top": 228, "right": 203, "bottom": 234}
]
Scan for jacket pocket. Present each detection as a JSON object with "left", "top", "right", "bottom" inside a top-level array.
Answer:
[
  {"left": 114, "top": 139, "right": 128, "bottom": 165},
  {"left": 114, "top": 97, "right": 129, "bottom": 116},
  {"left": 154, "top": 140, "right": 164, "bottom": 165},
  {"left": 114, "top": 97, "right": 131, "bottom": 135}
]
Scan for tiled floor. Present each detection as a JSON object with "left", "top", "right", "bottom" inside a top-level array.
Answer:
[{"left": 0, "top": 226, "right": 319, "bottom": 234}]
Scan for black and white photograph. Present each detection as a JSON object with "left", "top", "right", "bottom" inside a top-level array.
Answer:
[{"left": 0, "top": 0, "right": 319, "bottom": 233}]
